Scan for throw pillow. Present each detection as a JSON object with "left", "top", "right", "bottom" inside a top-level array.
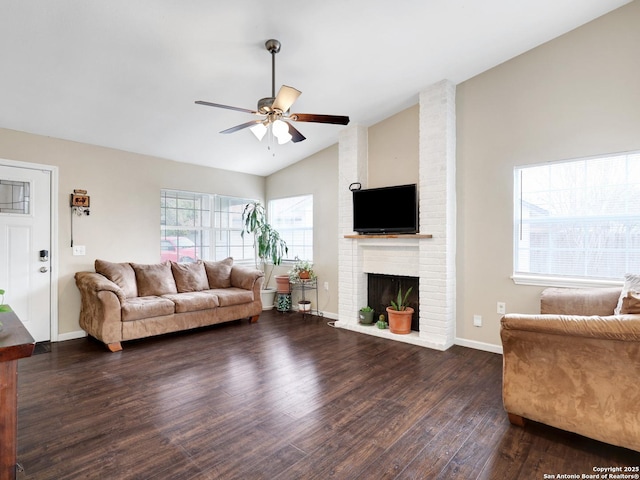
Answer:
[
  {"left": 131, "top": 262, "right": 178, "bottom": 297},
  {"left": 204, "top": 257, "right": 234, "bottom": 289},
  {"left": 231, "top": 265, "right": 262, "bottom": 290},
  {"left": 614, "top": 273, "right": 640, "bottom": 315},
  {"left": 171, "top": 261, "right": 209, "bottom": 293},
  {"left": 620, "top": 291, "right": 640, "bottom": 315},
  {"left": 95, "top": 259, "right": 138, "bottom": 298}
]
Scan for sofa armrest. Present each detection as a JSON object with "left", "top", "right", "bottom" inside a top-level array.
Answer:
[
  {"left": 75, "top": 272, "right": 124, "bottom": 346},
  {"left": 501, "top": 313, "right": 640, "bottom": 342},
  {"left": 75, "top": 271, "right": 126, "bottom": 303},
  {"left": 540, "top": 287, "right": 621, "bottom": 316},
  {"left": 230, "top": 266, "right": 264, "bottom": 292}
]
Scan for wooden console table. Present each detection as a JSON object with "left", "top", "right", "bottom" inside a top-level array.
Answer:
[{"left": 0, "top": 309, "right": 35, "bottom": 480}]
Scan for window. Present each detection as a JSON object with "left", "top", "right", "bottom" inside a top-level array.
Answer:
[
  {"left": 0, "top": 179, "right": 30, "bottom": 214},
  {"left": 514, "top": 152, "right": 640, "bottom": 284},
  {"left": 161, "top": 190, "right": 255, "bottom": 263},
  {"left": 269, "top": 194, "right": 313, "bottom": 261},
  {"left": 212, "top": 195, "right": 255, "bottom": 262}
]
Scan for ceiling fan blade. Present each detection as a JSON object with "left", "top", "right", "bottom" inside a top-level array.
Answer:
[
  {"left": 195, "top": 101, "right": 258, "bottom": 115},
  {"left": 220, "top": 119, "right": 264, "bottom": 134},
  {"left": 289, "top": 113, "right": 350, "bottom": 125},
  {"left": 272, "top": 85, "right": 301, "bottom": 113},
  {"left": 287, "top": 122, "right": 306, "bottom": 143}
]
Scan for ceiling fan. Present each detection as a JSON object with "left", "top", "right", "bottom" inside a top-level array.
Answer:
[{"left": 195, "top": 39, "right": 350, "bottom": 144}]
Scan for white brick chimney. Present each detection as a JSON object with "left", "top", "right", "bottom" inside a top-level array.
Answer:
[{"left": 335, "top": 80, "right": 456, "bottom": 350}]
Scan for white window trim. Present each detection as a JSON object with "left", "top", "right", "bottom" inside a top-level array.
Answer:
[{"left": 512, "top": 274, "right": 623, "bottom": 289}]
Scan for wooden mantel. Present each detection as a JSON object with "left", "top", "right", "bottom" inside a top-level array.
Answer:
[
  {"left": 0, "top": 309, "right": 35, "bottom": 480},
  {"left": 343, "top": 233, "right": 433, "bottom": 239}
]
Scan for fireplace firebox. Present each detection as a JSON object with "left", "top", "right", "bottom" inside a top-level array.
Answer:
[{"left": 367, "top": 274, "right": 419, "bottom": 332}]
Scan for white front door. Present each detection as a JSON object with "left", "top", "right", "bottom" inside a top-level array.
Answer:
[{"left": 0, "top": 165, "right": 51, "bottom": 342}]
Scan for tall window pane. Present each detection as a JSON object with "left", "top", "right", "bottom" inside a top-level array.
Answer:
[{"left": 269, "top": 194, "right": 313, "bottom": 261}]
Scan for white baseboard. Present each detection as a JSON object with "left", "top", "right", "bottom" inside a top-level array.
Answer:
[
  {"left": 320, "top": 311, "right": 339, "bottom": 321},
  {"left": 55, "top": 330, "right": 87, "bottom": 342},
  {"left": 455, "top": 337, "right": 503, "bottom": 355}
]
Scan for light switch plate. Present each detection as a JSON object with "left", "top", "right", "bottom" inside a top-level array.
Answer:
[{"left": 72, "top": 245, "right": 86, "bottom": 256}]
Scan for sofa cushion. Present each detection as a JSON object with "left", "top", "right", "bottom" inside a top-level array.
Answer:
[
  {"left": 122, "top": 296, "right": 175, "bottom": 322},
  {"left": 95, "top": 259, "right": 138, "bottom": 298},
  {"left": 620, "top": 290, "right": 640, "bottom": 314},
  {"left": 131, "top": 262, "right": 178, "bottom": 297},
  {"left": 614, "top": 273, "right": 640, "bottom": 315},
  {"left": 204, "top": 257, "right": 233, "bottom": 288},
  {"left": 162, "top": 291, "right": 219, "bottom": 313},
  {"left": 171, "top": 261, "right": 209, "bottom": 293},
  {"left": 541, "top": 287, "right": 621, "bottom": 316},
  {"left": 211, "top": 287, "right": 254, "bottom": 307},
  {"left": 231, "top": 265, "right": 260, "bottom": 290}
]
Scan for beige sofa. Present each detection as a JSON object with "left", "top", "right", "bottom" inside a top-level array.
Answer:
[
  {"left": 500, "top": 285, "right": 640, "bottom": 452},
  {"left": 75, "top": 258, "right": 264, "bottom": 352}
]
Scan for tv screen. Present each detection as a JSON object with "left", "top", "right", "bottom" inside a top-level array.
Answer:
[{"left": 353, "top": 184, "right": 418, "bottom": 234}]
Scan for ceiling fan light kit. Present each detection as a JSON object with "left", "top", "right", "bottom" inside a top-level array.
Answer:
[{"left": 195, "top": 39, "right": 349, "bottom": 146}]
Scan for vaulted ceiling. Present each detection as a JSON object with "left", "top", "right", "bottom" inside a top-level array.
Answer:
[{"left": 0, "top": 1, "right": 631, "bottom": 176}]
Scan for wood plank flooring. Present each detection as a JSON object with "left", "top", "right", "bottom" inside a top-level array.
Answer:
[{"left": 16, "top": 311, "right": 640, "bottom": 479}]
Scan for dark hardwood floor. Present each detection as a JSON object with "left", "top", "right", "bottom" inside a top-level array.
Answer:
[{"left": 16, "top": 311, "right": 640, "bottom": 479}]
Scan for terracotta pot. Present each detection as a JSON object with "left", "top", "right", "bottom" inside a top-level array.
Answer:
[
  {"left": 298, "top": 270, "right": 311, "bottom": 280},
  {"left": 386, "top": 306, "right": 414, "bottom": 334},
  {"left": 275, "top": 275, "right": 291, "bottom": 293}
]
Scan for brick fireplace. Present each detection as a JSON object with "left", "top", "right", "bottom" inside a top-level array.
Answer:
[{"left": 334, "top": 80, "right": 456, "bottom": 351}]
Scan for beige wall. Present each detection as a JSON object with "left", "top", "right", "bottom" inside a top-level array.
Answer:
[
  {"left": 265, "top": 144, "right": 339, "bottom": 315},
  {"left": 368, "top": 105, "right": 419, "bottom": 187},
  {"left": 0, "top": 128, "right": 264, "bottom": 336},
  {"left": 456, "top": 0, "right": 640, "bottom": 346}
]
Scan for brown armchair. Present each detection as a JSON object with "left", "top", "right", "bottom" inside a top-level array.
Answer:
[{"left": 500, "top": 286, "right": 640, "bottom": 452}]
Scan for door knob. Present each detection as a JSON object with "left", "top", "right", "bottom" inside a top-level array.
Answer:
[{"left": 40, "top": 267, "right": 48, "bottom": 273}]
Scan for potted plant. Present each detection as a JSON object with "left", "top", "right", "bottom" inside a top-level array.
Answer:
[
  {"left": 298, "top": 299, "right": 312, "bottom": 312},
  {"left": 241, "top": 202, "right": 288, "bottom": 310},
  {"left": 359, "top": 306, "right": 374, "bottom": 325},
  {"left": 376, "top": 314, "right": 388, "bottom": 329},
  {"left": 386, "top": 286, "right": 414, "bottom": 334},
  {"left": 0, "top": 289, "right": 11, "bottom": 332},
  {"left": 288, "top": 258, "right": 315, "bottom": 282}
]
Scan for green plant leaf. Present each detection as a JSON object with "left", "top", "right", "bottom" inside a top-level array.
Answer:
[{"left": 389, "top": 286, "right": 412, "bottom": 311}]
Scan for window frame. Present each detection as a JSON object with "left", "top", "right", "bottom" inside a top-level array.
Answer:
[{"left": 512, "top": 151, "right": 640, "bottom": 288}]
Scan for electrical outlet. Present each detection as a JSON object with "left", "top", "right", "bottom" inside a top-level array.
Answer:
[
  {"left": 497, "top": 302, "right": 506, "bottom": 314},
  {"left": 324, "top": 282, "right": 329, "bottom": 291},
  {"left": 72, "top": 245, "right": 86, "bottom": 256},
  {"left": 473, "top": 314, "right": 482, "bottom": 327}
]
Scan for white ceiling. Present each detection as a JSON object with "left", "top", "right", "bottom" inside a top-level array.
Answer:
[{"left": 0, "top": 1, "right": 631, "bottom": 176}]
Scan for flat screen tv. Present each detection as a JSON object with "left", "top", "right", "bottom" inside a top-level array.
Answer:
[{"left": 353, "top": 184, "right": 418, "bottom": 234}]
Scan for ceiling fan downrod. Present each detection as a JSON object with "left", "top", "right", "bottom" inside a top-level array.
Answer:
[
  {"left": 265, "top": 39, "right": 280, "bottom": 98},
  {"left": 257, "top": 39, "right": 281, "bottom": 114}
]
